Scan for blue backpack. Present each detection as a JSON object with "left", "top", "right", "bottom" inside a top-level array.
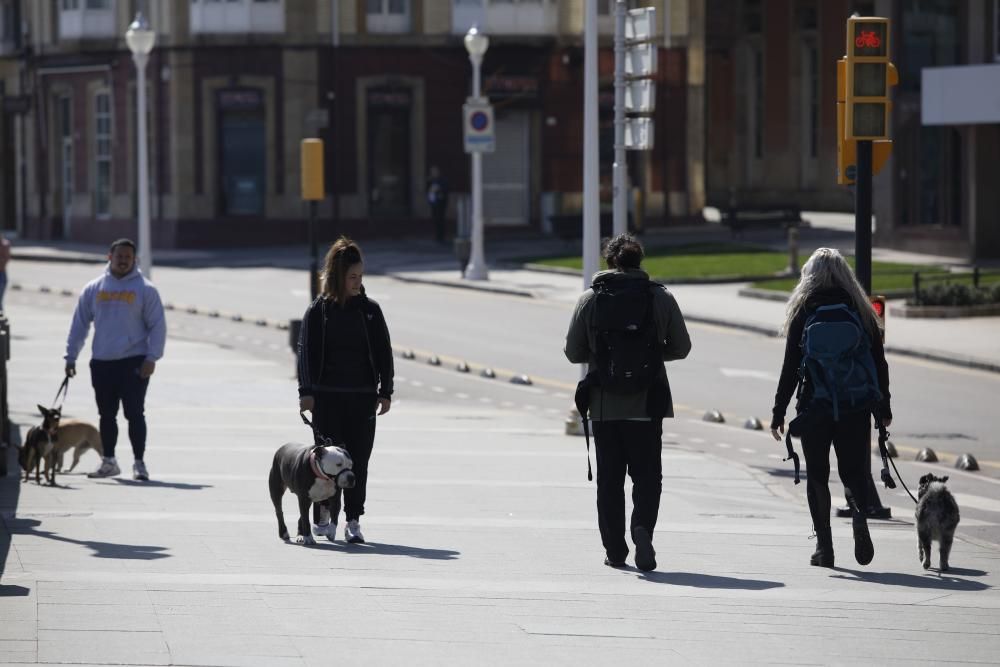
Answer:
[{"left": 797, "top": 303, "right": 882, "bottom": 421}]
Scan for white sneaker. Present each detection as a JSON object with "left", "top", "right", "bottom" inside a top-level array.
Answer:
[
  {"left": 312, "top": 522, "right": 337, "bottom": 542},
  {"left": 88, "top": 458, "right": 121, "bottom": 478},
  {"left": 133, "top": 461, "right": 149, "bottom": 481},
  {"left": 345, "top": 520, "right": 365, "bottom": 544}
]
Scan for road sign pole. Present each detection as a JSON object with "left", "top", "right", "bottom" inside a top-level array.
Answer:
[
  {"left": 612, "top": 0, "right": 627, "bottom": 238},
  {"left": 855, "top": 139, "right": 873, "bottom": 294}
]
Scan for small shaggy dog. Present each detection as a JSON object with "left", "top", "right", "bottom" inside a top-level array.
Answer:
[{"left": 915, "top": 473, "right": 960, "bottom": 572}]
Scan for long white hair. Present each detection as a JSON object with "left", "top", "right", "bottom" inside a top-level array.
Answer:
[{"left": 781, "top": 248, "right": 882, "bottom": 336}]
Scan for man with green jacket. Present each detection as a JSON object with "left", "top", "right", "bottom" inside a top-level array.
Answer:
[{"left": 564, "top": 233, "right": 691, "bottom": 571}]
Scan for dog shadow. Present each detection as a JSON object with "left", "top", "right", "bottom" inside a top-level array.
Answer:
[
  {"left": 112, "top": 478, "right": 213, "bottom": 491},
  {"left": 293, "top": 540, "right": 459, "bottom": 560},
  {"left": 831, "top": 568, "right": 991, "bottom": 591},
  {"left": 637, "top": 570, "right": 784, "bottom": 590},
  {"left": 7, "top": 517, "right": 171, "bottom": 561}
]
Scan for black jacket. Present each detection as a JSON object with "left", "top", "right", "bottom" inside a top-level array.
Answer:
[
  {"left": 297, "top": 290, "right": 394, "bottom": 400},
  {"left": 772, "top": 287, "right": 891, "bottom": 429}
]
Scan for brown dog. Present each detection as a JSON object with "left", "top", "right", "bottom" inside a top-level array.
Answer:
[
  {"left": 18, "top": 405, "right": 60, "bottom": 484},
  {"left": 52, "top": 419, "right": 103, "bottom": 473}
]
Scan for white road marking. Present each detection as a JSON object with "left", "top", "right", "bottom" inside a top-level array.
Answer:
[
  {"left": 716, "top": 443, "right": 731, "bottom": 449},
  {"left": 720, "top": 367, "right": 779, "bottom": 382},
  {"left": 739, "top": 448, "right": 756, "bottom": 454},
  {"left": 479, "top": 397, "right": 493, "bottom": 403},
  {"left": 410, "top": 380, "right": 424, "bottom": 387},
  {"left": 455, "top": 392, "right": 470, "bottom": 399},
  {"left": 554, "top": 392, "right": 570, "bottom": 400},
  {"left": 431, "top": 386, "right": 445, "bottom": 393},
  {"left": 689, "top": 437, "right": 706, "bottom": 444},
  {"left": 953, "top": 494, "right": 1000, "bottom": 513}
]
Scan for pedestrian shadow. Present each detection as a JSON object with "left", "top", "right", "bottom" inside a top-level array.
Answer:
[
  {"left": 112, "top": 479, "right": 212, "bottom": 490},
  {"left": 295, "top": 540, "right": 459, "bottom": 560},
  {"left": 831, "top": 568, "right": 991, "bottom": 591},
  {"left": 638, "top": 570, "right": 784, "bottom": 590},
  {"left": 7, "top": 518, "right": 170, "bottom": 561},
  {"left": 0, "top": 585, "right": 30, "bottom": 596}
]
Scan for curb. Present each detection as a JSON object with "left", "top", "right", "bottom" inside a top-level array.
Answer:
[
  {"left": 521, "top": 263, "right": 789, "bottom": 286},
  {"left": 384, "top": 272, "right": 535, "bottom": 298}
]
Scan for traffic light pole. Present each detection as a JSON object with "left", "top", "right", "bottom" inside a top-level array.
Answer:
[
  {"left": 849, "top": 137, "right": 890, "bottom": 519},
  {"left": 855, "top": 140, "right": 873, "bottom": 294}
]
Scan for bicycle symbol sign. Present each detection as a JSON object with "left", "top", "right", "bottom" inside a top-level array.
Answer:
[{"left": 855, "top": 30, "right": 881, "bottom": 49}]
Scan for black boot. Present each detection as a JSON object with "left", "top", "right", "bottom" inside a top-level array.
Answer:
[
  {"left": 852, "top": 513, "right": 874, "bottom": 565},
  {"left": 810, "top": 526, "right": 834, "bottom": 567}
]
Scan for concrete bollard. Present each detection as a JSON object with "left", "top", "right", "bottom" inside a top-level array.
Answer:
[
  {"left": 743, "top": 417, "right": 763, "bottom": 430},
  {"left": 480, "top": 368, "right": 496, "bottom": 379},
  {"left": 916, "top": 448, "right": 938, "bottom": 463},
  {"left": 456, "top": 361, "right": 470, "bottom": 373},
  {"left": 427, "top": 355, "right": 441, "bottom": 366},
  {"left": 703, "top": 409, "right": 725, "bottom": 424},
  {"left": 565, "top": 406, "right": 584, "bottom": 436},
  {"left": 955, "top": 453, "right": 980, "bottom": 471},
  {"left": 509, "top": 375, "right": 532, "bottom": 385}
]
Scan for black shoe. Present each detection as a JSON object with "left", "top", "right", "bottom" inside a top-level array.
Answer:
[
  {"left": 604, "top": 556, "right": 627, "bottom": 568},
  {"left": 632, "top": 526, "right": 657, "bottom": 572},
  {"left": 853, "top": 514, "right": 874, "bottom": 565},
  {"left": 810, "top": 526, "right": 834, "bottom": 568}
]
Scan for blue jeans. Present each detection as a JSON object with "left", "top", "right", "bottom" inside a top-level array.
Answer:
[
  {"left": 0, "top": 270, "right": 7, "bottom": 312},
  {"left": 90, "top": 355, "right": 150, "bottom": 460}
]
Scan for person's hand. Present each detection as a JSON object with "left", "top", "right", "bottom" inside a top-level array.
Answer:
[
  {"left": 770, "top": 420, "right": 784, "bottom": 442},
  {"left": 139, "top": 360, "right": 156, "bottom": 379},
  {"left": 299, "top": 396, "right": 315, "bottom": 413},
  {"left": 377, "top": 397, "right": 391, "bottom": 416},
  {"left": 881, "top": 417, "right": 892, "bottom": 428},
  {"left": 65, "top": 362, "right": 76, "bottom": 378}
]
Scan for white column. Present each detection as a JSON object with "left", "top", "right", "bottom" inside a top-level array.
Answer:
[
  {"left": 612, "top": 0, "right": 627, "bottom": 237},
  {"left": 465, "top": 51, "right": 488, "bottom": 281},
  {"left": 582, "top": 0, "right": 600, "bottom": 290},
  {"left": 134, "top": 51, "right": 152, "bottom": 277}
]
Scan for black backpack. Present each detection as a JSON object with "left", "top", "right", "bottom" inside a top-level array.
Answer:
[{"left": 591, "top": 277, "right": 661, "bottom": 394}]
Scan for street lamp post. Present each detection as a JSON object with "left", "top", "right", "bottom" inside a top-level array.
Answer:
[
  {"left": 126, "top": 12, "right": 155, "bottom": 277},
  {"left": 463, "top": 26, "right": 489, "bottom": 281}
]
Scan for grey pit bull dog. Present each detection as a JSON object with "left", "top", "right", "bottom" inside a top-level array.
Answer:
[{"left": 269, "top": 442, "right": 355, "bottom": 545}]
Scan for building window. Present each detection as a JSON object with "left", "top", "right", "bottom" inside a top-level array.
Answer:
[
  {"left": 367, "top": 0, "right": 410, "bottom": 33},
  {"left": 217, "top": 88, "right": 266, "bottom": 216},
  {"left": 95, "top": 92, "right": 112, "bottom": 218},
  {"left": 1, "top": 1, "right": 15, "bottom": 43},
  {"left": 58, "top": 0, "right": 116, "bottom": 40},
  {"left": 752, "top": 48, "right": 763, "bottom": 159},
  {"left": 367, "top": 87, "right": 412, "bottom": 217},
  {"left": 995, "top": 0, "right": 999, "bottom": 61},
  {"left": 807, "top": 44, "right": 818, "bottom": 158}
]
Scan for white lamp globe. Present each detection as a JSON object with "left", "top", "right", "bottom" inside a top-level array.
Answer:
[
  {"left": 464, "top": 26, "right": 489, "bottom": 58},
  {"left": 125, "top": 12, "right": 155, "bottom": 56}
]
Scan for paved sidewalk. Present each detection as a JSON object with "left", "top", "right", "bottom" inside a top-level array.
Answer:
[{"left": 2, "top": 293, "right": 999, "bottom": 665}]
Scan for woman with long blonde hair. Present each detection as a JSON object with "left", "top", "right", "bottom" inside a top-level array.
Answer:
[
  {"left": 297, "top": 237, "right": 394, "bottom": 545},
  {"left": 771, "top": 248, "right": 892, "bottom": 568}
]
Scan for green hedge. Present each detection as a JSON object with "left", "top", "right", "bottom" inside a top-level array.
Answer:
[{"left": 910, "top": 282, "right": 1000, "bottom": 306}]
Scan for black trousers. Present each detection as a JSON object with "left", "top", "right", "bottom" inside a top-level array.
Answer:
[
  {"left": 800, "top": 411, "right": 871, "bottom": 529},
  {"left": 311, "top": 391, "right": 377, "bottom": 522},
  {"left": 430, "top": 202, "right": 447, "bottom": 242},
  {"left": 592, "top": 420, "right": 662, "bottom": 560},
  {"left": 90, "top": 355, "right": 150, "bottom": 461}
]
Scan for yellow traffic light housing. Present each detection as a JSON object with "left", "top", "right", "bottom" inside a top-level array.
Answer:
[
  {"left": 301, "top": 138, "right": 325, "bottom": 201},
  {"left": 845, "top": 16, "right": 893, "bottom": 141}
]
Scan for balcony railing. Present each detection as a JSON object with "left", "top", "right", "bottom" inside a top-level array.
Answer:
[
  {"left": 452, "top": 0, "right": 557, "bottom": 36},
  {"left": 190, "top": 0, "right": 285, "bottom": 35},
  {"left": 58, "top": 5, "right": 117, "bottom": 41}
]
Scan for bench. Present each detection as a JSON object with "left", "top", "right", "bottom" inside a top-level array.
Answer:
[{"left": 721, "top": 205, "right": 802, "bottom": 237}]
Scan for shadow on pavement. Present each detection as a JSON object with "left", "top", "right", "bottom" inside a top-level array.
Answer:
[
  {"left": 0, "top": 584, "right": 29, "bottom": 596},
  {"left": 0, "top": 428, "right": 23, "bottom": 587},
  {"left": 7, "top": 517, "right": 170, "bottom": 560},
  {"left": 295, "top": 540, "right": 459, "bottom": 560},
  {"left": 112, "top": 478, "right": 213, "bottom": 490},
  {"left": 639, "top": 571, "right": 784, "bottom": 590},
  {"left": 831, "top": 568, "right": 991, "bottom": 591}
]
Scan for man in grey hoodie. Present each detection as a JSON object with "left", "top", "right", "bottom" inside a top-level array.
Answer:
[
  {"left": 565, "top": 233, "right": 691, "bottom": 571},
  {"left": 64, "top": 239, "right": 166, "bottom": 480}
]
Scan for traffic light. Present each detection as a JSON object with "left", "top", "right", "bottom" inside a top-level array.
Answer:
[
  {"left": 300, "top": 138, "right": 325, "bottom": 201},
  {"left": 845, "top": 16, "right": 896, "bottom": 141},
  {"left": 871, "top": 295, "right": 886, "bottom": 339}
]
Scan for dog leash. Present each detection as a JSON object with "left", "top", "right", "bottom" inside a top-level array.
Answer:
[
  {"left": 299, "top": 411, "right": 333, "bottom": 448},
  {"left": 51, "top": 376, "right": 70, "bottom": 411},
  {"left": 875, "top": 416, "right": 919, "bottom": 504}
]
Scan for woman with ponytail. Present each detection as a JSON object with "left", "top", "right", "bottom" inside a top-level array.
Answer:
[{"left": 297, "top": 236, "right": 394, "bottom": 544}]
